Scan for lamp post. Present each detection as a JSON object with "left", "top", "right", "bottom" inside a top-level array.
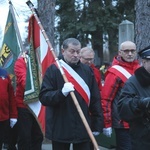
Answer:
[{"left": 119, "top": 19, "right": 134, "bottom": 48}]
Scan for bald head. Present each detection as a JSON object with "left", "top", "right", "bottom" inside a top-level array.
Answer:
[
  {"left": 119, "top": 41, "right": 136, "bottom": 51},
  {"left": 119, "top": 41, "right": 137, "bottom": 62}
]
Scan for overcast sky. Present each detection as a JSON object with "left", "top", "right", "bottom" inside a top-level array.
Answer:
[{"left": 0, "top": 0, "right": 37, "bottom": 45}]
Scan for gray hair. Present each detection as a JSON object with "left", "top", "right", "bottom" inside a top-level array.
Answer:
[
  {"left": 62, "top": 38, "right": 81, "bottom": 50},
  {"left": 80, "top": 47, "right": 95, "bottom": 56}
]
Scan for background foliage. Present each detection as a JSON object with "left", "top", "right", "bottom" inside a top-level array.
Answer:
[{"left": 37, "top": 0, "right": 135, "bottom": 65}]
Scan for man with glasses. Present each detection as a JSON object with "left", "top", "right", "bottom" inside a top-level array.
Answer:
[
  {"left": 101, "top": 41, "right": 140, "bottom": 150},
  {"left": 80, "top": 47, "right": 103, "bottom": 150},
  {"left": 80, "top": 47, "right": 102, "bottom": 91}
]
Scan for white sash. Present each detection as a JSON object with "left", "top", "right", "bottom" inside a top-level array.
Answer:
[
  {"left": 112, "top": 65, "right": 132, "bottom": 79},
  {"left": 59, "top": 59, "right": 90, "bottom": 103}
]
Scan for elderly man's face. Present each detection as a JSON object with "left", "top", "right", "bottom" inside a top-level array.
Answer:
[
  {"left": 119, "top": 42, "right": 137, "bottom": 62},
  {"left": 80, "top": 51, "right": 94, "bottom": 66},
  {"left": 62, "top": 43, "right": 81, "bottom": 64}
]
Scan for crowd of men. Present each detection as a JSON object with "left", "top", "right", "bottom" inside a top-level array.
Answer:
[{"left": 0, "top": 38, "right": 150, "bottom": 150}]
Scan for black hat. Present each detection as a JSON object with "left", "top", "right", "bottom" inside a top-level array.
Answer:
[{"left": 138, "top": 45, "right": 150, "bottom": 59}]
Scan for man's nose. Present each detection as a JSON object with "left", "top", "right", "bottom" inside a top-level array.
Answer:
[
  {"left": 128, "top": 51, "right": 132, "bottom": 55},
  {"left": 74, "top": 52, "right": 78, "bottom": 56}
]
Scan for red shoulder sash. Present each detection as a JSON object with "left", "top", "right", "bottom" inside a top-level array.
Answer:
[
  {"left": 55, "top": 60, "right": 90, "bottom": 106},
  {"left": 108, "top": 65, "right": 132, "bottom": 83}
]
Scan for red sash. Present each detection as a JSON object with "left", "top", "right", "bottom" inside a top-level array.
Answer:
[
  {"left": 109, "top": 65, "right": 132, "bottom": 83},
  {"left": 108, "top": 65, "right": 132, "bottom": 128},
  {"left": 56, "top": 60, "right": 90, "bottom": 106}
]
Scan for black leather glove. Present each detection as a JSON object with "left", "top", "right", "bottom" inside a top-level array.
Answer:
[{"left": 138, "top": 97, "right": 150, "bottom": 109}]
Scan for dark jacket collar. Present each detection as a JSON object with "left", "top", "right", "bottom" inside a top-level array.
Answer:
[
  {"left": 61, "top": 57, "right": 80, "bottom": 68},
  {"left": 135, "top": 66, "right": 150, "bottom": 87}
]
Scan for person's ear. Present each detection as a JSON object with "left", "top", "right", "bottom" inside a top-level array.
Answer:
[
  {"left": 118, "top": 50, "right": 121, "bottom": 56},
  {"left": 61, "top": 49, "right": 65, "bottom": 54}
]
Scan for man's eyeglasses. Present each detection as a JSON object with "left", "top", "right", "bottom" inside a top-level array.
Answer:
[
  {"left": 121, "top": 49, "right": 136, "bottom": 54},
  {"left": 81, "top": 57, "right": 94, "bottom": 61}
]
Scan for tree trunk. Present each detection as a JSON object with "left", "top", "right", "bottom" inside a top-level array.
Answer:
[
  {"left": 37, "top": 0, "right": 56, "bottom": 49},
  {"left": 135, "top": 0, "right": 150, "bottom": 51}
]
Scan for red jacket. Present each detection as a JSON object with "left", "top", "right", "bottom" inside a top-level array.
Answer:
[
  {"left": 0, "top": 68, "right": 17, "bottom": 121},
  {"left": 14, "top": 57, "right": 27, "bottom": 108},
  {"left": 101, "top": 56, "right": 140, "bottom": 128},
  {"left": 90, "top": 64, "right": 102, "bottom": 91}
]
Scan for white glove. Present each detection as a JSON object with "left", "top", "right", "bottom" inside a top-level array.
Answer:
[
  {"left": 62, "top": 82, "right": 75, "bottom": 97},
  {"left": 103, "top": 127, "right": 112, "bottom": 137},
  {"left": 10, "top": 118, "right": 17, "bottom": 128},
  {"left": 92, "top": 131, "right": 100, "bottom": 136}
]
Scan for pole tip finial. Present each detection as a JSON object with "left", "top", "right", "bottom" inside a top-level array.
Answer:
[
  {"left": 8, "top": 0, "right": 12, "bottom": 4},
  {"left": 26, "top": 0, "right": 34, "bottom": 7}
]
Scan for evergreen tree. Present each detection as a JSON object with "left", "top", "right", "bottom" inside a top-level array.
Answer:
[{"left": 37, "top": 0, "right": 135, "bottom": 64}]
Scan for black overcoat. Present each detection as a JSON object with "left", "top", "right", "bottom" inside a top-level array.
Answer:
[
  {"left": 39, "top": 60, "right": 104, "bottom": 143},
  {"left": 118, "top": 67, "right": 150, "bottom": 150}
]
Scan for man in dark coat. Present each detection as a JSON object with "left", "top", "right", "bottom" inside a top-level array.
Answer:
[
  {"left": 39, "top": 38, "right": 104, "bottom": 150},
  {"left": 118, "top": 45, "right": 150, "bottom": 150}
]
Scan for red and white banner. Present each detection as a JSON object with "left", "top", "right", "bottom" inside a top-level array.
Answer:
[{"left": 28, "top": 15, "right": 55, "bottom": 134}]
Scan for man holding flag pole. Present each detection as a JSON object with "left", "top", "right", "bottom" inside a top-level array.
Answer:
[
  {"left": 39, "top": 38, "right": 104, "bottom": 150},
  {"left": 26, "top": 1, "right": 104, "bottom": 149}
]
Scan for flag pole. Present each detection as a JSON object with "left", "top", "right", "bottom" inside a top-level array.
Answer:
[
  {"left": 26, "top": 1, "right": 100, "bottom": 150},
  {"left": 8, "top": 0, "right": 27, "bottom": 62},
  {"left": 8, "top": 1, "right": 24, "bottom": 52}
]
